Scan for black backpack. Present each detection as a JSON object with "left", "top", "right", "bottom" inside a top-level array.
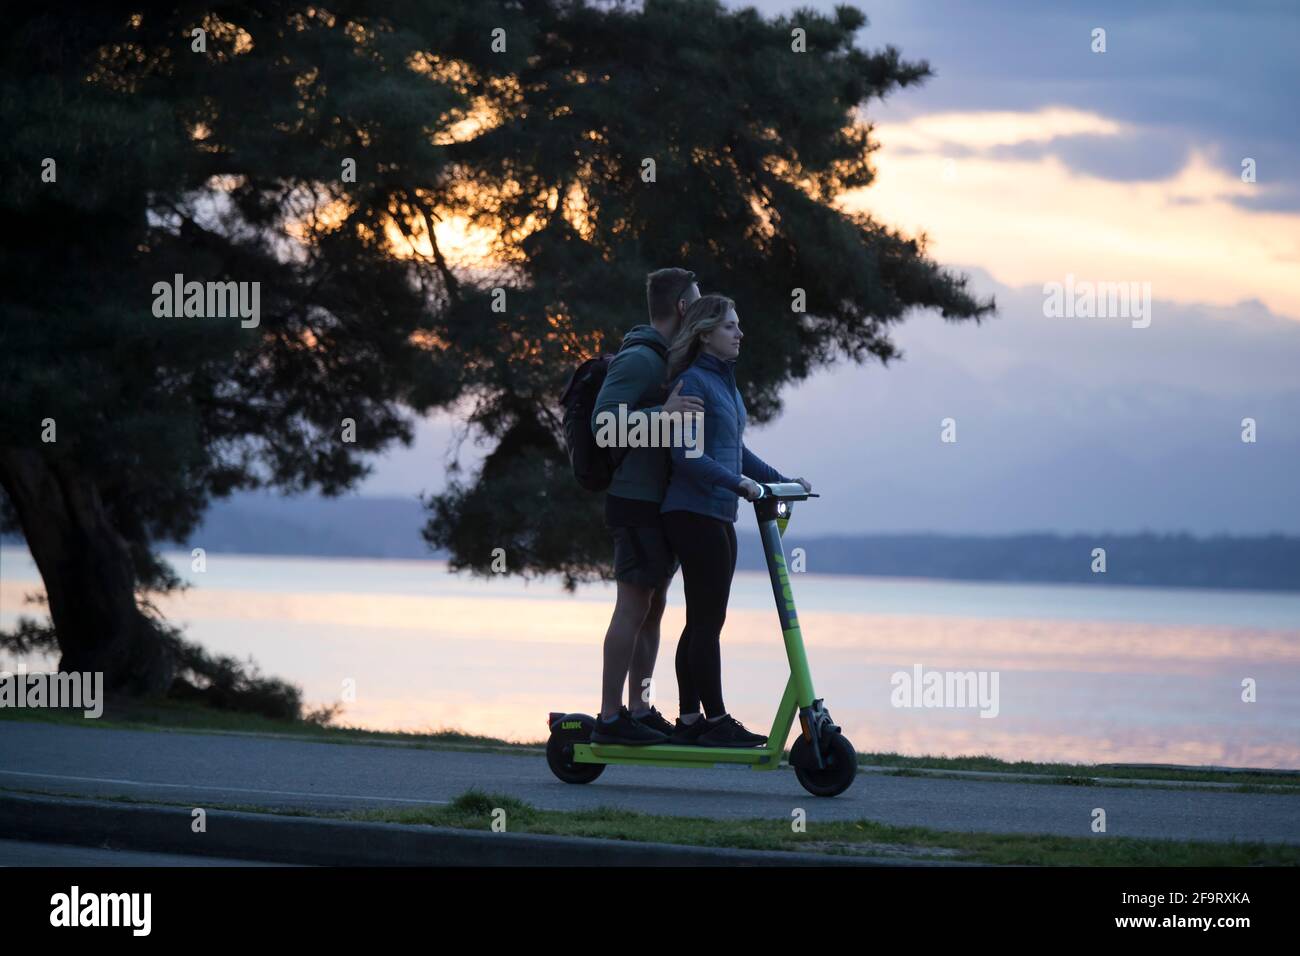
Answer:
[{"left": 560, "top": 338, "right": 669, "bottom": 492}]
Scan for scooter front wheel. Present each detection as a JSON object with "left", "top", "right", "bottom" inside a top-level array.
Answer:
[
  {"left": 546, "top": 714, "right": 605, "bottom": 785},
  {"left": 794, "top": 732, "right": 858, "bottom": 797}
]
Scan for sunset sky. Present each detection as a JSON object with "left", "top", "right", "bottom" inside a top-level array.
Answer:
[
  {"left": 848, "top": 0, "right": 1300, "bottom": 318},
  {"left": 360, "top": 0, "right": 1300, "bottom": 537}
]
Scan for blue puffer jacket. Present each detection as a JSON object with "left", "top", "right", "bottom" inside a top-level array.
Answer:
[{"left": 660, "top": 352, "right": 789, "bottom": 522}]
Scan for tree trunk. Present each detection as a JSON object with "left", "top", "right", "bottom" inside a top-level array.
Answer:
[{"left": 0, "top": 447, "right": 175, "bottom": 694}]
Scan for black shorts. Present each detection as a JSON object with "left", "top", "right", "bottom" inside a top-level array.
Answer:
[{"left": 611, "top": 524, "right": 680, "bottom": 587}]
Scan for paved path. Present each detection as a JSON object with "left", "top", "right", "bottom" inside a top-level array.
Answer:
[{"left": 1, "top": 721, "right": 1296, "bottom": 844}]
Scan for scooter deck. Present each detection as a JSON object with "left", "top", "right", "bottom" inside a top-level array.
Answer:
[{"left": 574, "top": 742, "right": 781, "bottom": 769}]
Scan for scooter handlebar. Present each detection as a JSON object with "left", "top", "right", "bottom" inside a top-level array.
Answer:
[{"left": 754, "top": 481, "right": 819, "bottom": 501}]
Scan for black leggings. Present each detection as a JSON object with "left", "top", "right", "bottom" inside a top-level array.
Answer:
[{"left": 662, "top": 510, "right": 738, "bottom": 718}]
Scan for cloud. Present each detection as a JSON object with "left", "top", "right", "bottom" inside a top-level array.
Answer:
[
  {"left": 874, "top": 106, "right": 1127, "bottom": 152},
  {"left": 840, "top": 111, "right": 1300, "bottom": 320},
  {"left": 990, "top": 128, "right": 1193, "bottom": 182},
  {"left": 1228, "top": 181, "right": 1300, "bottom": 214},
  {"left": 749, "top": 1, "right": 1300, "bottom": 215}
]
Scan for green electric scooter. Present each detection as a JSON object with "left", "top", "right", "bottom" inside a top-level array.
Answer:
[{"left": 546, "top": 481, "right": 858, "bottom": 797}]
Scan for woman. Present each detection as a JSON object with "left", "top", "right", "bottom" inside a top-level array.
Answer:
[{"left": 660, "top": 294, "right": 812, "bottom": 747}]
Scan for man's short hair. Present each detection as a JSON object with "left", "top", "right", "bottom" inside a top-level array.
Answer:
[{"left": 646, "top": 268, "right": 697, "bottom": 323}]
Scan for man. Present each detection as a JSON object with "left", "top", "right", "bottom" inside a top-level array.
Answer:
[{"left": 590, "top": 267, "right": 703, "bottom": 744}]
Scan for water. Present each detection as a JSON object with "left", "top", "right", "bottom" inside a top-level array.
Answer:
[{"left": 2, "top": 546, "right": 1297, "bottom": 768}]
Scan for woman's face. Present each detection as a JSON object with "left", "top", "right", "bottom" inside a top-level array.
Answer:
[{"left": 701, "top": 306, "right": 743, "bottom": 360}]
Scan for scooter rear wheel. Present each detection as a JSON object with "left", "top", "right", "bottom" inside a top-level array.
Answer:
[
  {"left": 546, "top": 715, "right": 605, "bottom": 784},
  {"left": 794, "top": 732, "right": 858, "bottom": 797}
]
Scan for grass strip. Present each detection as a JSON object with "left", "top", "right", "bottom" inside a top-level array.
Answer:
[
  {"left": 343, "top": 789, "right": 1300, "bottom": 866},
  {"left": 5, "top": 784, "right": 1294, "bottom": 866}
]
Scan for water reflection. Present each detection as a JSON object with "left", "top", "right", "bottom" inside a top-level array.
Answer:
[{"left": 2, "top": 549, "right": 1296, "bottom": 767}]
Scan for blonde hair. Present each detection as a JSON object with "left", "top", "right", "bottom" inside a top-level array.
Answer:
[{"left": 665, "top": 294, "right": 736, "bottom": 381}]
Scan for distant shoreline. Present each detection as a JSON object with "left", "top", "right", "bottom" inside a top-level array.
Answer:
[
  {"left": 4, "top": 491, "right": 1297, "bottom": 593},
  {"left": 3, "top": 535, "right": 1298, "bottom": 594}
]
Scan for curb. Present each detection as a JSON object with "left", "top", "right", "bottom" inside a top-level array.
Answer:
[{"left": 0, "top": 792, "right": 953, "bottom": 867}]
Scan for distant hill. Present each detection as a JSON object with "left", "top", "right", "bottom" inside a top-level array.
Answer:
[
  {"left": 168, "top": 493, "right": 437, "bottom": 560},
  {"left": 4, "top": 493, "right": 1297, "bottom": 591},
  {"left": 750, "top": 530, "right": 1300, "bottom": 591}
]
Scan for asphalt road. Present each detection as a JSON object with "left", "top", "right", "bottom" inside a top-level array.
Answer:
[{"left": 1, "top": 721, "right": 1296, "bottom": 844}]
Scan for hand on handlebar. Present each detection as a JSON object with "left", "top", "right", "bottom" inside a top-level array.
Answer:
[
  {"left": 793, "top": 477, "right": 812, "bottom": 493},
  {"left": 738, "top": 477, "right": 764, "bottom": 501}
]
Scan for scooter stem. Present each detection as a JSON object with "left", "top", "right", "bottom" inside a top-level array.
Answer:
[{"left": 754, "top": 486, "right": 816, "bottom": 710}]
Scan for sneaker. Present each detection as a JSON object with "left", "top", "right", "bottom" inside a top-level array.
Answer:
[
  {"left": 669, "top": 714, "right": 711, "bottom": 745},
  {"left": 629, "top": 706, "right": 674, "bottom": 738},
  {"left": 590, "top": 706, "right": 669, "bottom": 746},
  {"left": 696, "top": 714, "right": 768, "bottom": 749}
]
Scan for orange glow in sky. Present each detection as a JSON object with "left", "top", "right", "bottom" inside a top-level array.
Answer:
[{"left": 847, "top": 107, "right": 1300, "bottom": 319}]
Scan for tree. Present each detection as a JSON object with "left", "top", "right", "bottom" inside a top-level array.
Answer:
[
  {"left": 0, "top": 1, "right": 991, "bottom": 696},
  {"left": 0, "top": 2, "right": 523, "bottom": 693},
  {"left": 422, "top": 0, "right": 993, "bottom": 586}
]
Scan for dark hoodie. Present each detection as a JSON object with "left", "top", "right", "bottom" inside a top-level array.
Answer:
[{"left": 590, "top": 324, "right": 672, "bottom": 505}]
